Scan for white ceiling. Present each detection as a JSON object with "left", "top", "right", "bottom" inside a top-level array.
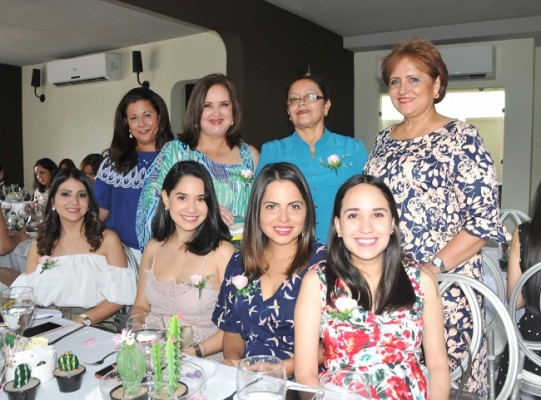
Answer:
[
  {"left": 2, "top": 0, "right": 541, "bottom": 67},
  {"left": 0, "top": 0, "right": 205, "bottom": 66}
]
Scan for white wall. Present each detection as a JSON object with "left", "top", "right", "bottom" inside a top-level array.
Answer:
[
  {"left": 21, "top": 31, "right": 226, "bottom": 190},
  {"left": 354, "top": 38, "right": 537, "bottom": 214}
]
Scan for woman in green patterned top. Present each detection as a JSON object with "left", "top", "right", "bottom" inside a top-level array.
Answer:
[{"left": 136, "top": 74, "right": 259, "bottom": 250}]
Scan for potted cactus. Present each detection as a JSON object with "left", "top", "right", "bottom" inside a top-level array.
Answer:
[
  {"left": 110, "top": 329, "right": 147, "bottom": 400},
  {"left": 53, "top": 351, "right": 86, "bottom": 392},
  {"left": 3, "top": 363, "right": 41, "bottom": 400}
]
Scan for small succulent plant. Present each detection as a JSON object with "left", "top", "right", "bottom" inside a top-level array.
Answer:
[
  {"left": 57, "top": 351, "right": 79, "bottom": 372},
  {"left": 13, "top": 363, "right": 31, "bottom": 389}
]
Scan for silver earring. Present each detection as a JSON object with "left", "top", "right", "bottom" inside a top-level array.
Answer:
[
  {"left": 52, "top": 207, "right": 56, "bottom": 211},
  {"left": 230, "top": 121, "right": 233, "bottom": 126},
  {"left": 164, "top": 206, "right": 169, "bottom": 211}
]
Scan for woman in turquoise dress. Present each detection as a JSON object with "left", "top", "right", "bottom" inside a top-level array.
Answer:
[
  {"left": 136, "top": 74, "right": 259, "bottom": 250},
  {"left": 256, "top": 72, "right": 368, "bottom": 243}
]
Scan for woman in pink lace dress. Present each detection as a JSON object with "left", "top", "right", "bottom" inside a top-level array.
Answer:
[{"left": 131, "top": 161, "right": 235, "bottom": 361}]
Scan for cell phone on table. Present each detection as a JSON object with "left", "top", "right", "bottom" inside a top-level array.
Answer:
[
  {"left": 95, "top": 363, "right": 116, "bottom": 379},
  {"left": 22, "top": 322, "right": 63, "bottom": 337},
  {"left": 286, "top": 387, "right": 317, "bottom": 400}
]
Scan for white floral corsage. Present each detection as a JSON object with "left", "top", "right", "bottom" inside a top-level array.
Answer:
[
  {"left": 319, "top": 154, "right": 352, "bottom": 175},
  {"left": 38, "top": 255, "right": 58, "bottom": 274},
  {"left": 327, "top": 297, "right": 357, "bottom": 321},
  {"left": 234, "top": 169, "right": 254, "bottom": 184}
]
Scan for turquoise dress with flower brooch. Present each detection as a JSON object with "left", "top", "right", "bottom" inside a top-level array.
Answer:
[
  {"left": 256, "top": 128, "right": 368, "bottom": 243},
  {"left": 136, "top": 139, "right": 255, "bottom": 250},
  {"left": 212, "top": 242, "right": 326, "bottom": 370},
  {"left": 314, "top": 261, "right": 429, "bottom": 399}
]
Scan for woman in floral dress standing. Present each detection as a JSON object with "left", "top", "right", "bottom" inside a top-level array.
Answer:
[
  {"left": 294, "top": 175, "right": 449, "bottom": 399},
  {"left": 363, "top": 38, "right": 505, "bottom": 396}
]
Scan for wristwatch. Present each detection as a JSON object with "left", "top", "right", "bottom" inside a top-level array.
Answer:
[
  {"left": 432, "top": 257, "right": 446, "bottom": 273},
  {"left": 78, "top": 313, "right": 92, "bottom": 326}
]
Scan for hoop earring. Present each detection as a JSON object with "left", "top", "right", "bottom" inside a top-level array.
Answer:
[{"left": 434, "top": 93, "right": 440, "bottom": 99}]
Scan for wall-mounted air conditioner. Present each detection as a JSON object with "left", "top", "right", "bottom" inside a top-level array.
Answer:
[
  {"left": 47, "top": 53, "right": 121, "bottom": 86},
  {"left": 377, "top": 44, "right": 495, "bottom": 81}
]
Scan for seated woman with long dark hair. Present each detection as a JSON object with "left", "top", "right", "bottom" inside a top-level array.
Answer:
[{"left": 12, "top": 168, "right": 136, "bottom": 328}]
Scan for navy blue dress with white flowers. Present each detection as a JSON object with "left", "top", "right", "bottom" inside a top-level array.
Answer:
[{"left": 212, "top": 242, "right": 326, "bottom": 362}]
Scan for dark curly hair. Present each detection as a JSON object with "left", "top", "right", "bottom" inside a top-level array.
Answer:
[
  {"left": 37, "top": 168, "right": 104, "bottom": 256},
  {"left": 107, "top": 87, "right": 173, "bottom": 174}
]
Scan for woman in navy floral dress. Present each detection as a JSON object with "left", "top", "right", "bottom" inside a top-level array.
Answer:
[
  {"left": 212, "top": 162, "right": 326, "bottom": 377},
  {"left": 364, "top": 39, "right": 505, "bottom": 396}
]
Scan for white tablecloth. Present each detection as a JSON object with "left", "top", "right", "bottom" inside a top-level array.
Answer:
[{"left": 0, "top": 317, "right": 239, "bottom": 400}]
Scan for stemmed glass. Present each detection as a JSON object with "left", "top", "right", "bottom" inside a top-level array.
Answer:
[
  {"left": 317, "top": 370, "right": 371, "bottom": 400},
  {"left": 180, "top": 325, "right": 194, "bottom": 350},
  {"left": 127, "top": 313, "right": 166, "bottom": 377},
  {"left": 0, "top": 286, "right": 35, "bottom": 337},
  {"left": 236, "top": 355, "right": 287, "bottom": 400}
]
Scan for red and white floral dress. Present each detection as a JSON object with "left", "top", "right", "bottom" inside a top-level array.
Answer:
[{"left": 315, "top": 262, "right": 429, "bottom": 399}]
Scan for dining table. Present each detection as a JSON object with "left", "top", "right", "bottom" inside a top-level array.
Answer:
[
  {"left": 1, "top": 316, "right": 313, "bottom": 399},
  {"left": 0, "top": 315, "right": 242, "bottom": 400}
]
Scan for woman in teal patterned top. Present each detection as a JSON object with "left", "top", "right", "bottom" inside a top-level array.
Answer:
[{"left": 136, "top": 74, "right": 259, "bottom": 250}]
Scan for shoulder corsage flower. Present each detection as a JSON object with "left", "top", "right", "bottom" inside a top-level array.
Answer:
[
  {"left": 38, "top": 255, "right": 58, "bottom": 274},
  {"left": 234, "top": 169, "right": 254, "bottom": 185},
  {"left": 232, "top": 275, "right": 257, "bottom": 297},
  {"left": 319, "top": 154, "right": 352, "bottom": 176},
  {"left": 327, "top": 297, "right": 357, "bottom": 322},
  {"left": 186, "top": 274, "right": 213, "bottom": 299}
]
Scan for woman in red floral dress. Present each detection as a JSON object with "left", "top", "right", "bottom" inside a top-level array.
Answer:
[{"left": 294, "top": 175, "right": 449, "bottom": 399}]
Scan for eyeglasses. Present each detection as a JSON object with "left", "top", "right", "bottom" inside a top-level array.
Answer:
[{"left": 287, "top": 93, "right": 325, "bottom": 106}]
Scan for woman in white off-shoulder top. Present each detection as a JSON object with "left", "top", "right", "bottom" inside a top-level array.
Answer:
[{"left": 12, "top": 168, "right": 136, "bottom": 328}]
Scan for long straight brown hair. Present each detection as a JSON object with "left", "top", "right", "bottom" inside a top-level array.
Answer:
[{"left": 241, "top": 162, "right": 315, "bottom": 277}]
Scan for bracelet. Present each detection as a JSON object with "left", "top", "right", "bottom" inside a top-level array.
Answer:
[
  {"left": 200, "top": 342, "right": 206, "bottom": 358},
  {"left": 192, "top": 343, "right": 203, "bottom": 358}
]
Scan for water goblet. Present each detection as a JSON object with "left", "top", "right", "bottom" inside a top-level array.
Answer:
[
  {"left": 0, "top": 286, "right": 35, "bottom": 336},
  {"left": 317, "top": 370, "right": 371, "bottom": 400},
  {"left": 180, "top": 325, "right": 194, "bottom": 350},
  {"left": 127, "top": 313, "right": 166, "bottom": 377},
  {"left": 237, "top": 355, "right": 286, "bottom": 400}
]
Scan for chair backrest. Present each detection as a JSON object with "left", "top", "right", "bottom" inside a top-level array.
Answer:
[
  {"left": 507, "top": 261, "right": 541, "bottom": 398},
  {"left": 438, "top": 273, "right": 519, "bottom": 400},
  {"left": 114, "top": 244, "right": 140, "bottom": 332},
  {"left": 500, "top": 209, "right": 530, "bottom": 236}
]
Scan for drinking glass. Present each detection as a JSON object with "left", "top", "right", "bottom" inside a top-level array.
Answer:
[
  {"left": 0, "top": 286, "right": 35, "bottom": 336},
  {"left": 317, "top": 370, "right": 371, "bottom": 400},
  {"left": 180, "top": 325, "right": 194, "bottom": 350},
  {"left": 127, "top": 313, "right": 166, "bottom": 377},
  {"left": 237, "top": 355, "right": 286, "bottom": 400}
]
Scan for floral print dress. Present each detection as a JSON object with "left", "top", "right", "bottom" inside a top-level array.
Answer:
[
  {"left": 315, "top": 263, "right": 428, "bottom": 399},
  {"left": 364, "top": 120, "right": 506, "bottom": 396}
]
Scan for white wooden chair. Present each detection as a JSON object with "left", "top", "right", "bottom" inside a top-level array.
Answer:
[
  {"left": 438, "top": 273, "right": 519, "bottom": 400},
  {"left": 507, "top": 261, "right": 541, "bottom": 399}
]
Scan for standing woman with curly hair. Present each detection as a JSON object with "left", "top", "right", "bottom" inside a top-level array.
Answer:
[
  {"left": 94, "top": 87, "right": 174, "bottom": 256},
  {"left": 12, "top": 169, "right": 136, "bottom": 328}
]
